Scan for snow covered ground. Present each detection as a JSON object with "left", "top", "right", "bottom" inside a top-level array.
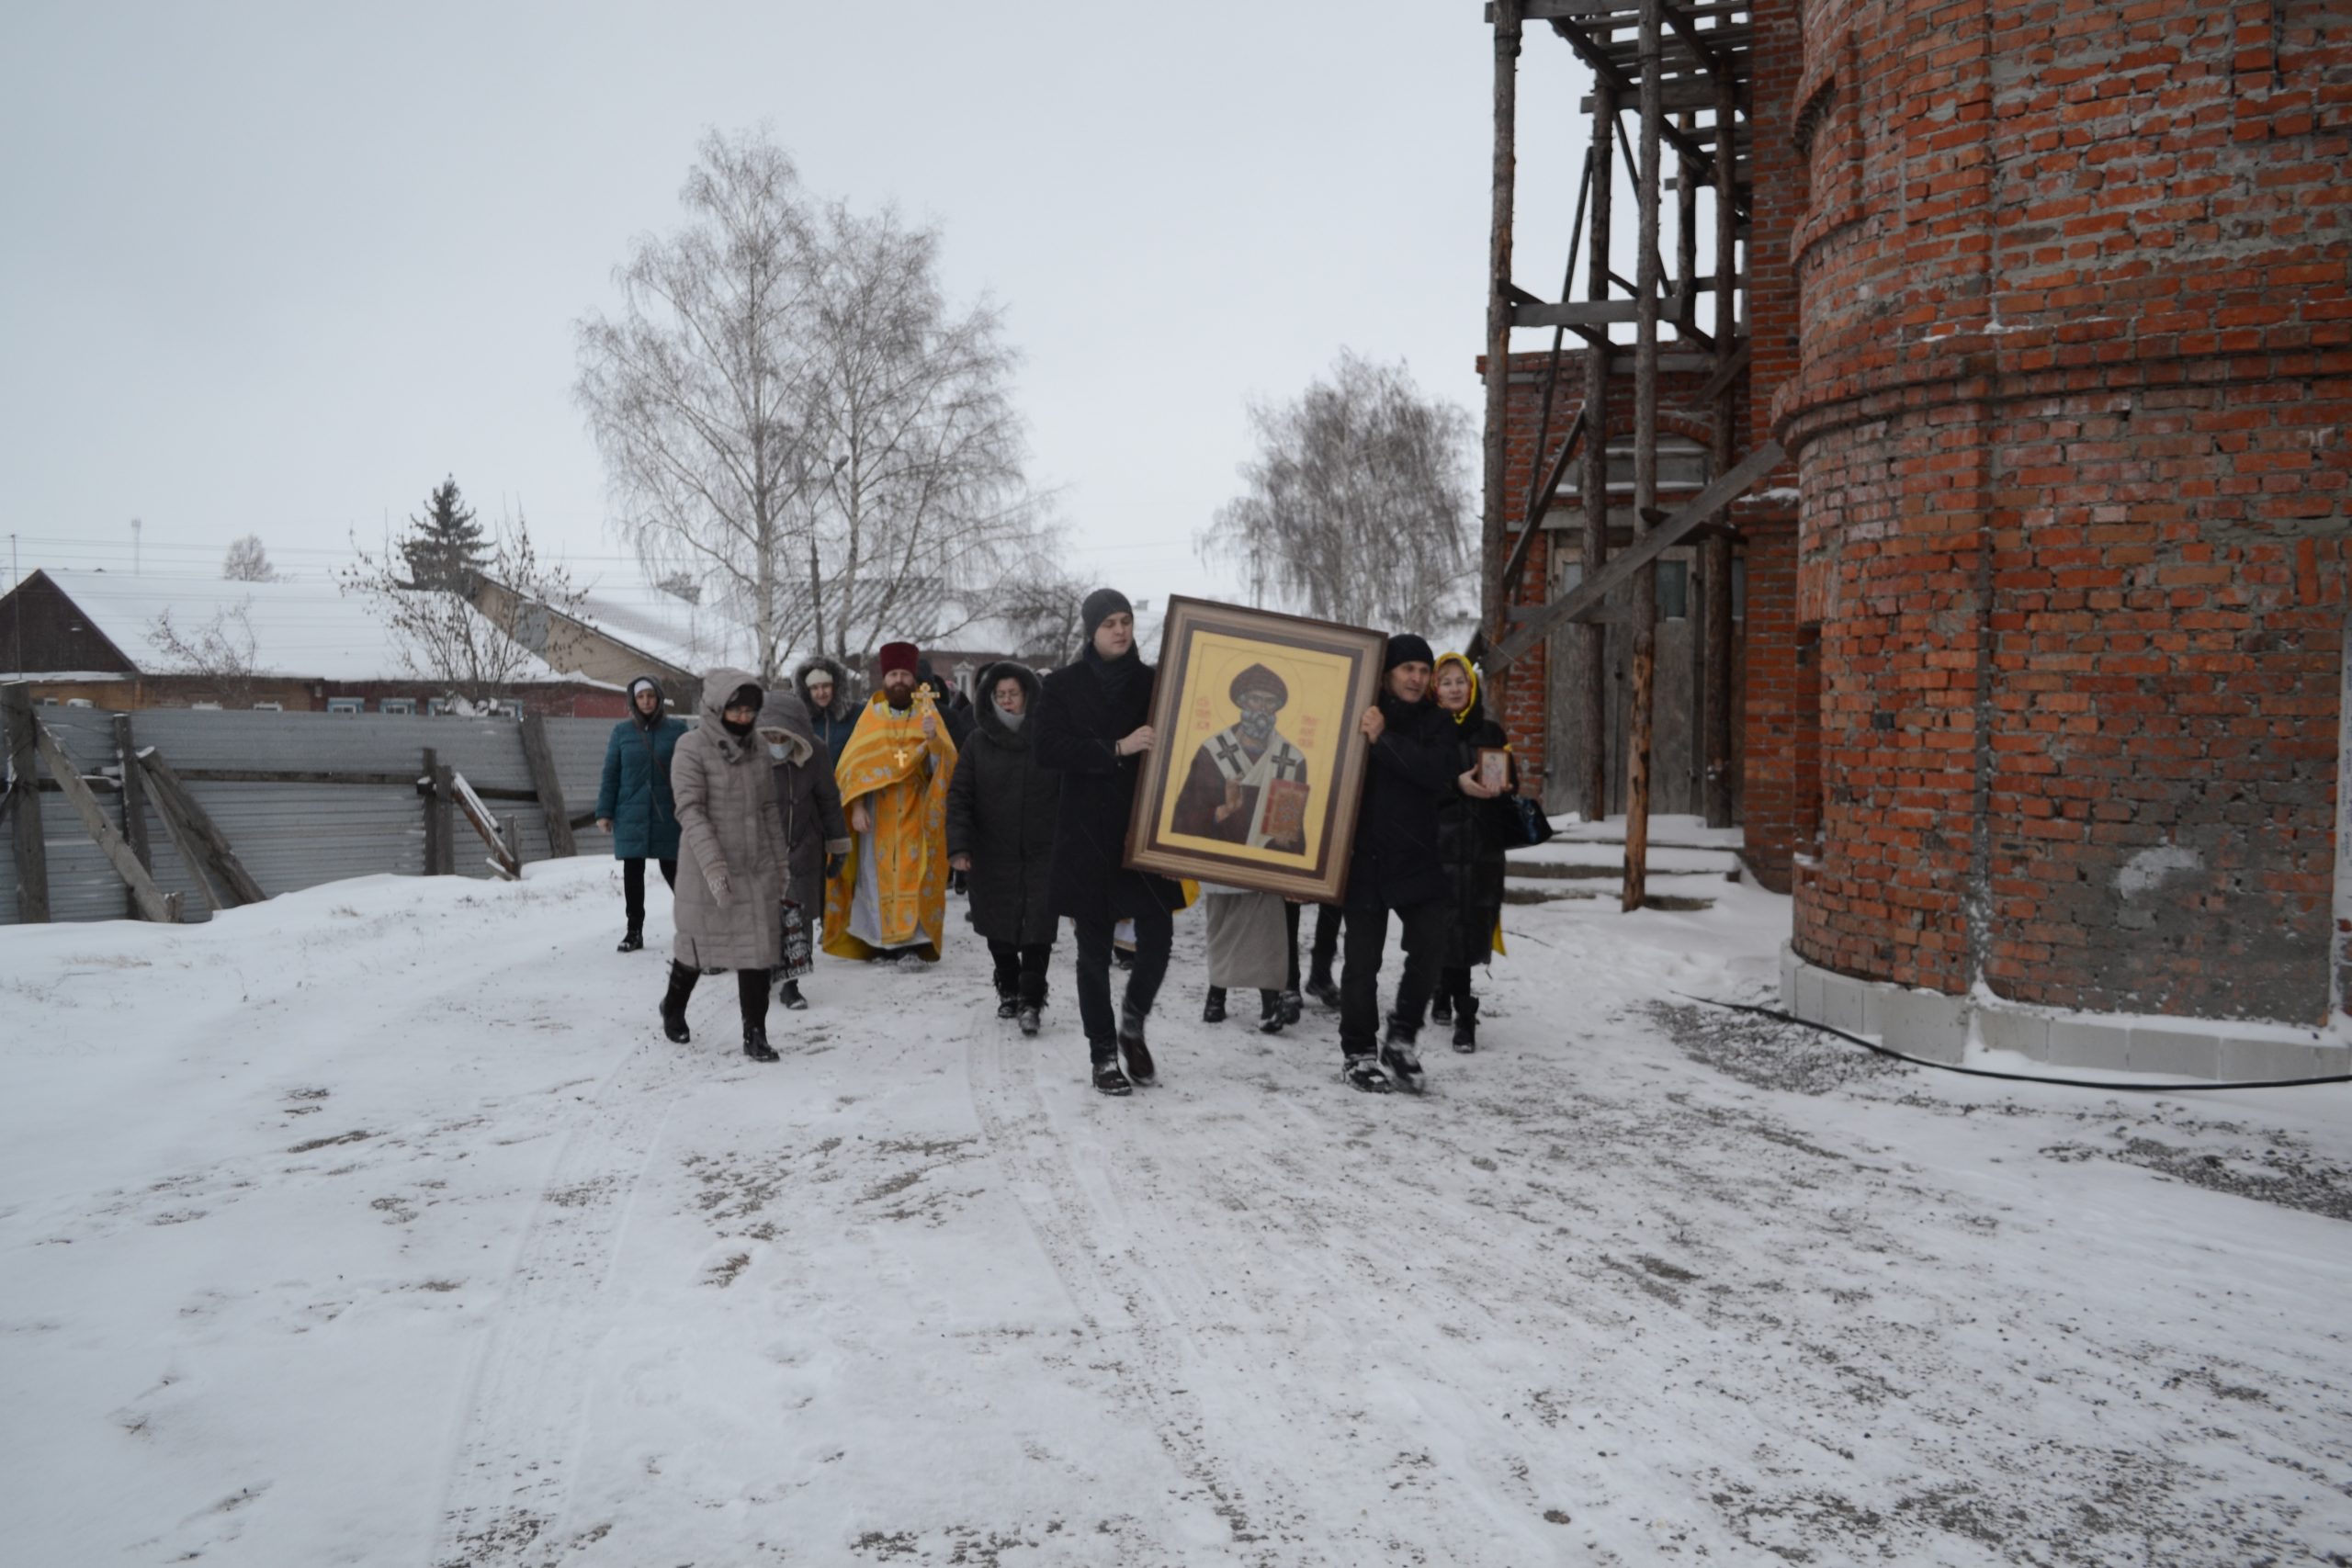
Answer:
[{"left": 4, "top": 837, "right": 2349, "bottom": 1567}]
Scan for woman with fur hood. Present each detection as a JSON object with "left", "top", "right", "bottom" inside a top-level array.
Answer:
[
  {"left": 758, "top": 699, "right": 852, "bottom": 1011},
  {"left": 660, "top": 669, "right": 793, "bottom": 1063},
  {"left": 796, "top": 655, "right": 861, "bottom": 761},
  {"left": 594, "top": 675, "right": 687, "bottom": 953}
]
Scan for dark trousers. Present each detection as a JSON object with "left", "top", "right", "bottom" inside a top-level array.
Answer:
[
  {"left": 1439, "top": 964, "right": 1476, "bottom": 1007},
  {"left": 1071, "top": 902, "right": 1173, "bottom": 1049},
  {"left": 621, "top": 857, "right": 677, "bottom": 933},
  {"left": 1339, "top": 900, "right": 1446, "bottom": 1056},
  {"left": 670, "top": 962, "right": 772, "bottom": 1031},
  {"left": 989, "top": 941, "right": 1054, "bottom": 1007},
  {"left": 1294, "top": 901, "right": 1342, "bottom": 985}
]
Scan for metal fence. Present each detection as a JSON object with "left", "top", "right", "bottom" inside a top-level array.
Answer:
[{"left": 2, "top": 705, "right": 634, "bottom": 925}]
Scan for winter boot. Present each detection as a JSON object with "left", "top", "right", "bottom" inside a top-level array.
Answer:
[
  {"left": 1342, "top": 1054, "right": 1393, "bottom": 1093},
  {"left": 660, "top": 963, "right": 695, "bottom": 1044},
  {"left": 1278, "top": 987, "right": 1304, "bottom": 1026},
  {"left": 996, "top": 986, "right": 1021, "bottom": 1021},
  {"left": 1379, "top": 1015, "right": 1426, "bottom": 1094},
  {"left": 1430, "top": 991, "right": 1453, "bottom": 1025},
  {"left": 742, "top": 1023, "right": 778, "bottom": 1064},
  {"left": 616, "top": 929, "right": 645, "bottom": 953},
  {"left": 1091, "top": 1045, "right": 1132, "bottom": 1097},
  {"left": 1202, "top": 987, "right": 1227, "bottom": 1024},
  {"left": 1017, "top": 1004, "right": 1043, "bottom": 1037},
  {"left": 1118, "top": 1003, "right": 1158, "bottom": 1087},
  {"left": 1304, "top": 968, "right": 1341, "bottom": 1009},
  {"left": 777, "top": 979, "right": 808, "bottom": 1011},
  {"left": 1452, "top": 997, "right": 1479, "bottom": 1054},
  {"left": 1258, "top": 989, "right": 1286, "bottom": 1033}
]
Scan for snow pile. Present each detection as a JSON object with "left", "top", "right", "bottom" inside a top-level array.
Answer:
[{"left": 3, "top": 856, "right": 2347, "bottom": 1564}]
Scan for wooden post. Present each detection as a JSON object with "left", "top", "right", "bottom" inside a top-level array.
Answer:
[
  {"left": 499, "top": 815, "right": 523, "bottom": 881},
  {"left": 422, "top": 748, "right": 444, "bottom": 875},
  {"left": 34, "top": 722, "right": 177, "bottom": 921},
  {"left": 140, "top": 750, "right": 266, "bottom": 908},
  {"left": 1578, "top": 73, "right": 1616, "bottom": 826},
  {"left": 434, "top": 762, "right": 457, "bottom": 876},
  {"left": 517, "top": 712, "right": 575, "bottom": 858},
  {"left": 1703, "top": 64, "right": 1742, "bottom": 830},
  {"left": 1481, "top": 0, "right": 1523, "bottom": 730},
  {"left": 113, "top": 714, "right": 154, "bottom": 919},
  {"left": 1623, "top": 0, "right": 1664, "bottom": 914},
  {"left": 4, "top": 682, "right": 49, "bottom": 923}
]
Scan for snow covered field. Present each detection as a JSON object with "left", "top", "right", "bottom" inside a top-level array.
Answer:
[{"left": 4, "top": 840, "right": 2349, "bottom": 1566}]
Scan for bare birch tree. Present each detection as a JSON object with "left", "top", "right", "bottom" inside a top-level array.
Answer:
[
  {"left": 575, "top": 129, "right": 1040, "bottom": 682},
  {"left": 220, "top": 535, "right": 279, "bottom": 582},
  {"left": 1197, "top": 351, "right": 1475, "bottom": 632},
  {"left": 339, "top": 511, "right": 582, "bottom": 709},
  {"left": 147, "top": 601, "right": 261, "bottom": 707}
]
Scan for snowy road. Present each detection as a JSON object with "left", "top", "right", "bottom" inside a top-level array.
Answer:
[{"left": 4, "top": 852, "right": 2349, "bottom": 1565}]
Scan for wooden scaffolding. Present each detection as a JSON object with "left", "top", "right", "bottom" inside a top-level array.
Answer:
[{"left": 1476, "top": 0, "right": 1781, "bottom": 910}]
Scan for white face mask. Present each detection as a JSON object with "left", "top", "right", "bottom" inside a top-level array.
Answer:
[{"left": 766, "top": 741, "right": 788, "bottom": 761}]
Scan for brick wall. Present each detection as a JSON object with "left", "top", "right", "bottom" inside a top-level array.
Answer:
[{"left": 1776, "top": 0, "right": 2352, "bottom": 1023}]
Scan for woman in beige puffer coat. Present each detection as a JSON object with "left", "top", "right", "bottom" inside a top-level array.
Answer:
[{"left": 659, "top": 668, "right": 792, "bottom": 1062}]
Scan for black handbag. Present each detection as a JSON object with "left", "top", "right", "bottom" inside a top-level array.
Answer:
[{"left": 1504, "top": 794, "right": 1555, "bottom": 849}]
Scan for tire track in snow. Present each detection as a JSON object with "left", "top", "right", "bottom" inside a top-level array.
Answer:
[
  {"left": 429, "top": 1029, "right": 696, "bottom": 1568},
  {"left": 965, "top": 1012, "right": 1317, "bottom": 1565}
]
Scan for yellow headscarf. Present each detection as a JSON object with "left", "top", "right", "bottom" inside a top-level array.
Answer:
[{"left": 1434, "top": 651, "right": 1480, "bottom": 725}]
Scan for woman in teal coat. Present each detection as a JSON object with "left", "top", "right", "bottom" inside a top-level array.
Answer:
[{"left": 595, "top": 675, "right": 688, "bottom": 951}]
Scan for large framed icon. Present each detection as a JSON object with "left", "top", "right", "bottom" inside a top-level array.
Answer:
[{"left": 1124, "top": 596, "right": 1385, "bottom": 902}]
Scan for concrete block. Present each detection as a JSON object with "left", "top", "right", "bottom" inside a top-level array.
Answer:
[
  {"left": 1821, "top": 969, "right": 1867, "bottom": 1033},
  {"left": 2127, "top": 1027, "right": 2222, "bottom": 1079},
  {"left": 2217, "top": 1036, "right": 2330, "bottom": 1084},
  {"left": 1858, "top": 979, "right": 1893, "bottom": 1037},
  {"left": 1885, "top": 987, "right": 1967, "bottom": 1064},
  {"left": 1780, "top": 943, "right": 1800, "bottom": 1010},
  {"left": 2046, "top": 1017, "right": 2132, "bottom": 1073},
  {"left": 1794, "top": 962, "right": 1826, "bottom": 1025},
  {"left": 1976, "top": 1006, "right": 2051, "bottom": 1062}
]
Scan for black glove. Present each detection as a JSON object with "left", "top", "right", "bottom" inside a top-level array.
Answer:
[{"left": 825, "top": 852, "right": 846, "bottom": 881}]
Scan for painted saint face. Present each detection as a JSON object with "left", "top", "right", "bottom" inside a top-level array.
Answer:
[{"left": 1236, "top": 690, "right": 1281, "bottom": 745}]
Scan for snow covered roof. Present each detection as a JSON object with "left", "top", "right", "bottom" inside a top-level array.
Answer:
[
  {"left": 25, "top": 568, "right": 575, "bottom": 684},
  {"left": 561, "top": 571, "right": 754, "bottom": 677}
]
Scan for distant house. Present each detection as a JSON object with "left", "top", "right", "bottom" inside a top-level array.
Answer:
[{"left": 0, "top": 569, "right": 629, "bottom": 717}]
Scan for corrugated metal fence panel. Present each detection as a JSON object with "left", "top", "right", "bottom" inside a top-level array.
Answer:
[{"left": 2, "top": 709, "right": 639, "bottom": 924}]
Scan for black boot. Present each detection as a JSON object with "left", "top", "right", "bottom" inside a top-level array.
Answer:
[
  {"left": 617, "top": 929, "right": 645, "bottom": 953},
  {"left": 777, "top": 979, "right": 808, "bottom": 1011},
  {"left": 1278, "top": 987, "right": 1303, "bottom": 1026},
  {"left": 1017, "top": 1004, "right": 1043, "bottom": 1036},
  {"left": 997, "top": 987, "right": 1020, "bottom": 1021},
  {"left": 1342, "top": 1054, "right": 1393, "bottom": 1093},
  {"left": 1430, "top": 990, "right": 1452, "bottom": 1025},
  {"left": 743, "top": 1023, "right": 778, "bottom": 1063},
  {"left": 1118, "top": 1002, "right": 1157, "bottom": 1087},
  {"left": 1258, "top": 989, "right": 1285, "bottom": 1033},
  {"left": 1202, "top": 987, "right": 1227, "bottom": 1023},
  {"left": 1380, "top": 1015, "right": 1425, "bottom": 1093},
  {"left": 1304, "top": 969, "right": 1340, "bottom": 1009},
  {"left": 1091, "top": 1045, "right": 1132, "bottom": 1097},
  {"left": 660, "top": 963, "right": 695, "bottom": 1043},
  {"left": 1453, "top": 997, "right": 1479, "bottom": 1053}
]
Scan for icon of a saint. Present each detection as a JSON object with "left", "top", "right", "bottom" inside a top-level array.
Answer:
[{"left": 1170, "top": 662, "right": 1311, "bottom": 853}]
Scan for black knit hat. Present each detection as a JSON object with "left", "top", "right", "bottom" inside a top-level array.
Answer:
[
  {"left": 1385, "top": 634, "right": 1435, "bottom": 671},
  {"left": 1082, "top": 588, "right": 1134, "bottom": 641}
]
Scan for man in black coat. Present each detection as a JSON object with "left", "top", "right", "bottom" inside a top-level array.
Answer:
[
  {"left": 1032, "top": 588, "right": 1184, "bottom": 1097},
  {"left": 1337, "top": 634, "right": 1463, "bottom": 1093},
  {"left": 946, "top": 661, "right": 1061, "bottom": 1036}
]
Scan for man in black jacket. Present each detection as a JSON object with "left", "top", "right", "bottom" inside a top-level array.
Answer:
[
  {"left": 1337, "top": 634, "right": 1461, "bottom": 1093},
  {"left": 1032, "top": 589, "right": 1184, "bottom": 1097}
]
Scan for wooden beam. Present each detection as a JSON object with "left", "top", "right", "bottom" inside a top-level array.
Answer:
[
  {"left": 140, "top": 750, "right": 266, "bottom": 908},
  {"left": 517, "top": 713, "right": 576, "bottom": 858},
  {"left": 433, "top": 761, "right": 457, "bottom": 876},
  {"left": 1693, "top": 338, "right": 1753, "bottom": 407},
  {"left": 1577, "top": 79, "right": 1617, "bottom": 825},
  {"left": 1494, "top": 441, "right": 1785, "bottom": 666},
  {"left": 3, "top": 682, "right": 49, "bottom": 923},
  {"left": 35, "top": 721, "right": 177, "bottom": 922},
  {"left": 449, "top": 771, "right": 519, "bottom": 880},
  {"left": 1503, "top": 408, "right": 1589, "bottom": 602},
  {"left": 1482, "top": 0, "right": 1524, "bottom": 727},
  {"left": 1624, "top": 0, "right": 1666, "bottom": 914},
  {"left": 113, "top": 713, "right": 154, "bottom": 919}
]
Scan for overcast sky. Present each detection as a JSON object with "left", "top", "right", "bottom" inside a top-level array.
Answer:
[{"left": 2, "top": 2, "right": 1596, "bottom": 619}]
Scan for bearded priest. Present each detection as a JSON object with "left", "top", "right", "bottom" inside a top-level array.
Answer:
[{"left": 822, "top": 640, "right": 959, "bottom": 963}]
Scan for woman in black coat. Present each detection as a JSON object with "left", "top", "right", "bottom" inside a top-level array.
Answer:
[
  {"left": 1429, "top": 652, "right": 1516, "bottom": 1053},
  {"left": 1335, "top": 634, "right": 1467, "bottom": 1094},
  {"left": 760, "top": 699, "right": 851, "bottom": 1011},
  {"left": 945, "top": 662, "right": 1061, "bottom": 1035},
  {"left": 1033, "top": 589, "right": 1184, "bottom": 1097}
]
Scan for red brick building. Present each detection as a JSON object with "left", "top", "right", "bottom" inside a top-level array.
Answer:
[{"left": 1489, "top": 0, "right": 2349, "bottom": 1076}]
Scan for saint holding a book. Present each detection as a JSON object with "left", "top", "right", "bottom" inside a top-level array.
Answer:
[{"left": 1169, "top": 661, "right": 1312, "bottom": 855}]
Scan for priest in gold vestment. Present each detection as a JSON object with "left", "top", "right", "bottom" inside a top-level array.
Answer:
[{"left": 823, "top": 641, "right": 958, "bottom": 963}]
